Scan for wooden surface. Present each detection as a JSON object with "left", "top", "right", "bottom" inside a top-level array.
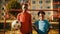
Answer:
[{"left": 0, "top": 29, "right": 59, "bottom": 34}]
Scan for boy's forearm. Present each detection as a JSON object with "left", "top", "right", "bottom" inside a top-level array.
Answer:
[{"left": 32, "top": 25, "right": 38, "bottom": 32}]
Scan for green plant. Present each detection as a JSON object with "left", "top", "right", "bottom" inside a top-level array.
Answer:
[
  {"left": 6, "top": 0, "right": 22, "bottom": 10},
  {"left": 5, "top": 0, "right": 22, "bottom": 18}
]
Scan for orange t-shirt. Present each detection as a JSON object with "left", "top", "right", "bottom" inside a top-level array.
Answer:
[{"left": 17, "top": 11, "right": 32, "bottom": 34}]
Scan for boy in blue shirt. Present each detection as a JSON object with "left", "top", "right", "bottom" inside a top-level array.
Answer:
[{"left": 33, "top": 11, "right": 50, "bottom": 34}]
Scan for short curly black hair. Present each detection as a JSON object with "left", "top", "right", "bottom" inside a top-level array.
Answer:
[{"left": 38, "top": 11, "right": 45, "bottom": 16}]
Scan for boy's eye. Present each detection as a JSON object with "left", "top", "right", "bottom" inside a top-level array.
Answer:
[{"left": 39, "top": 15, "right": 44, "bottom": 17}]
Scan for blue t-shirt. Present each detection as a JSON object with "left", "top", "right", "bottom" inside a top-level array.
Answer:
[{"left": 34, "top": 20, "right": 50, "bottom": 34}]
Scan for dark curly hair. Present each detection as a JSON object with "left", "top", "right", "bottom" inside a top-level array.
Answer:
[{"left": 38, "top": 11, "right": 45, "bottom": 16}]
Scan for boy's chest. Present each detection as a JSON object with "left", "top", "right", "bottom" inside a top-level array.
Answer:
[
  {"left": 19, "top": 13, "right": 30, "bottom": 22},
  {"left": 38, "top": 21, "right": 46, "bottom": 27}
]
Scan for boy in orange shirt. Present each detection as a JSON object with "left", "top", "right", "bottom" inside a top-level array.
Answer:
[{"left": 17, "top": 4, "right": 32, "bottom": 34}]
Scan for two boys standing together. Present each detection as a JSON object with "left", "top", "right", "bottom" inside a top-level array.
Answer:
[{"left": 17, "top": 4, "right": 50, "bottom": 34}]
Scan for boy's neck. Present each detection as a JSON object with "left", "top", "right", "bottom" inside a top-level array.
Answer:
[
  {"left": 22, "top": 10, "right": 27, "bottom": 13},
  {"left": 40, "top": 18, "right": 44, "bottom": 21}
]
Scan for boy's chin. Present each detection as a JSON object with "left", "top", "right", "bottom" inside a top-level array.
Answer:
[
  {"left": 40, "top": 19, "right": 44, "bottom": 21},
  {"left": 40, "top": 19, "right": 42, "bottom": 21}
]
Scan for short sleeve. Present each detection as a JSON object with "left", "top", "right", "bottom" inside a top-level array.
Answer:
[
  {"left": 17, "top": 13, "right": 21, "bottom": 21},
  {"left": 34, "top": 21, "right": 39, "bottom": 28},
  {"left": 45, "top": 20, "right": 51, "bottom": 28}
]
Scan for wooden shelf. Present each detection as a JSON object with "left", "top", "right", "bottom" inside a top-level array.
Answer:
[
  {"left": 0, "top": 20, "right": 14, "bottom": 23},
  {"left": 53, "top": 2, "right": 60, "bottom": 5},
  {"left": 50, "top": 22, "right": 59, "bottom": 24}
]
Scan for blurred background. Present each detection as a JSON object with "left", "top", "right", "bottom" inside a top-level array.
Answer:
[{"left": 0, "top": 0, "right": 59, "bottom": 34}]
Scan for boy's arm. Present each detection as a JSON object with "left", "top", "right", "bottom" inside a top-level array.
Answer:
[
  {"left": 29, "top": 15, "right": 32, "bottom": 33},
  {"left": 17, "top": 13, "right": 20, "bottom": 21},
  {"left": 47, "top": 24, "right": 53, "bottom": 32},
  {"left": 32, "top": 24, "right": 38, "bottom": 32},
  {"left": 32, "top": 21, "right": 38, "bottom": 32},
  {"left": 47, "top": 20, "right": 51, "bottom": 33},
  {"left": 47, "top": 25, "right": 50, "bottom": 33}
]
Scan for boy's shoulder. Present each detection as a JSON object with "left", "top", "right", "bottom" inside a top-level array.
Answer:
[
  {"left": 44, "top": 20, "right": 50, "bottom": 25},
  {"left": 17, "top": 13, "right": 21, "bottom": 16},
  {"left": 35, "top": 20, "right": 48, "bottom": 22},
  {"left": 35, "top": 20, "right": 40, "bottom": 23},
  {"left": 34, "top": 20, "right": 39, "bottom": 24},
  {"left": 44, "top": 20, "right": 49, "bottom": 22}
]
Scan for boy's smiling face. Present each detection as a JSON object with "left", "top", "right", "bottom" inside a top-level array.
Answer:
[
  {"left": 22, "top": 4, "right": 28, "bottom": 12},
  {"left": 39, "top": 13, "right": 45, "bottom": 20},
  {"left": 22, "top": 5, "right": 25, "bottom": 11}
]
